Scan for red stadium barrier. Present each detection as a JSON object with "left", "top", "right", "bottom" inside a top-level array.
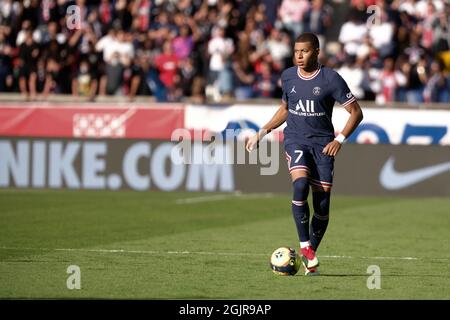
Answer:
[{"left": 0, "top": 104, "right": 185, "bottom": 139}]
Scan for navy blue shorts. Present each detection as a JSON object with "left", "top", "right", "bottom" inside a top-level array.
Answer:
[{"left": 284, "top": 143, "right": 334, "bottom": 189}]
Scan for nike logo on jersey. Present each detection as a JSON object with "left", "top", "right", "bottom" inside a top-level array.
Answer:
[
  {"left": 379, "top": 156, "right": 450, "bottom": 190},
  {"left": 290, "top": 86, "right": 296, "bottom": 94}
]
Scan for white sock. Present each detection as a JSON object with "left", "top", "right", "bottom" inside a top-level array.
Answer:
[{"left": 300, "top": 241, "right": 311, "bottom": 249}]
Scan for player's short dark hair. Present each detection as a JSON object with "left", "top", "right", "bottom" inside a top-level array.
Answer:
[{"left": 295, "top": 33, "right": 320, "bottom": 50}]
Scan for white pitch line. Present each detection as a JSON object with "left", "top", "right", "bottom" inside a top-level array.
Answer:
[
  {"left": 0, "top": 246, "right": 447, "bottom": 261},
  {"left": 175, "top": 192, "right": 276, "bottom": 204},
  {"left": 319, "top": 255, "right": 419, "bottom": 261}
]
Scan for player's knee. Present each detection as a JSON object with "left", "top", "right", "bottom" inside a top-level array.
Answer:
[
  {"left": 293, "top": 177, "right": 309, "bottom": 201},
  {"left": 313, "top": 191, "right": 330, "bottom": 215}
]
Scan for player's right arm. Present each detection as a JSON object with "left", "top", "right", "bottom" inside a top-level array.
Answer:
[{"left": 245, "top": 101, "right": 288, "bottom": 152}]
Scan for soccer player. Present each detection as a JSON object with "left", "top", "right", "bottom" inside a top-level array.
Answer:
[{"left": 246, "top": 33, "right": 363, "bottom": 276}]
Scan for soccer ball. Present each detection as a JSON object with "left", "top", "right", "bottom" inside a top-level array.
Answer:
[{"left": 270, "top": 247, "right": 301, "bottom": 276}]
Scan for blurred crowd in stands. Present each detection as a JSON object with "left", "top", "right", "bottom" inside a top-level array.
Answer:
[{"left": 0, "top": 0, "right": 449, "bottom": 104}]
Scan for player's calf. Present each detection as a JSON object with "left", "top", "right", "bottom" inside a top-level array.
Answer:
[
  {"left": 310, "top": 191, "right": 330, "bottom": 251},
  {"left": 291, "top": 177, "right": 311, "bottom": 244}
]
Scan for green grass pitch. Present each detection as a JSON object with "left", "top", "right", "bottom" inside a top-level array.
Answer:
[{"left": 1, "top": 189, "right": 449, "bottom": 299}]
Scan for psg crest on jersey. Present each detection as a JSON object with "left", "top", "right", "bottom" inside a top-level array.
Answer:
[{"left": 313, "top": 87, "right": 321, "bottom": 96}]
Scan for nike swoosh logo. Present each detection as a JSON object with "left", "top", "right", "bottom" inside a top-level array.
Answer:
[{"left": 380, "top": 156, "right": 450, "bottom": 190}]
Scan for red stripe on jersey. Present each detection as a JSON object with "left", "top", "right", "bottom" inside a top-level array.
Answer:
[
  {"left": 297, "top": 66, "right": 321, "bottom": 80},
  {"left": 341, "top": 97, "right": 356, "bottom": 107}
]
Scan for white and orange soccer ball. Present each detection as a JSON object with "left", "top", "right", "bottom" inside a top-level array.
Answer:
[{"left": 270, "top": 247, "right": 301, "bottom": 276}]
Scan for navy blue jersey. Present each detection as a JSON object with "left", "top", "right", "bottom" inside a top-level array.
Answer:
[{"left": 281, "top": 65, "right": 355, "bottom": 147}]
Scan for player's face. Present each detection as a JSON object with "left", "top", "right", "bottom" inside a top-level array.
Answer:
[{"left": 294, "top": 41, "right": 319, "bottom": 69}]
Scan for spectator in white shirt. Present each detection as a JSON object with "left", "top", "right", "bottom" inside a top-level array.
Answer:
[
  {"left": 368, "top": 10, "right": 395, "bottom": 58},
  {"left": 96, "top": 28, "right": 134, "bottom": 95},
  {"left": 265, "top": 28, "right": 291, "bottom": 71},
  {"left": 207, "top": 26, "right": 234, "bottom": 100},
  {"left": 337, "top": 55, "right": 365, "bottom": 99},
  {"left": 338, "top": 13, "right": 367, "bottom": 56}
]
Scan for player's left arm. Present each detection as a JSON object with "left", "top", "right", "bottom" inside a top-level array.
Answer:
[{"left": 322, "top": 100, "right": 363, "bottom": 156}]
